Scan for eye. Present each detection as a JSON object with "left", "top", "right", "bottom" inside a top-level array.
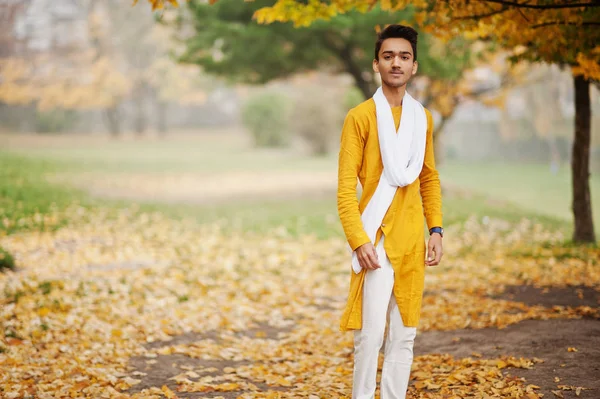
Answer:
[
  {"left": 402, "top": 56, "right": 409, "bottom": 60},
  {"left": 384, "top": 56, "right": 392, "bottom": 60}
]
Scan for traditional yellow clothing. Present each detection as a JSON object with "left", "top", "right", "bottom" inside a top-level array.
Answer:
[{"left": 338, "top": 98, "right": 442, "bottom": 331}]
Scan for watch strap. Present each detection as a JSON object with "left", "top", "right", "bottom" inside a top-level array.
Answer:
[{"left": 429, "top": 226, "right": 443, "bottom": 236}]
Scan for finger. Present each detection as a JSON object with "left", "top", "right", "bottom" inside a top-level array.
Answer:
[
  {"left": 365, "top": 257, "right": 376, "bottom": 270},
  {"left": 359, "top": 253, "right": 374, "bottom": 270},
  {"left": 358, "top": 254, "right": 368, "bottom": 270},
  {"left": 368, "top": 248, "right": 381, "bottom": 269},
  {"left": 426, "top": 245, "right": 435, "bottom": 264},
  {"left": 428, "top": 246, "right": 442, "bottom": 266},
  {"left": 434, "top": 245, "right": 443, "bottom": 264}
]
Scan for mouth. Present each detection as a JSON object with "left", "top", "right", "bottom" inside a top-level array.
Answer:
[{"left": 390, "top": 71, "right": 403, "bottom": 76}]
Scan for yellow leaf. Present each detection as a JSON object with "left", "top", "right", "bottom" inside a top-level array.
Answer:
[
  {"left": 111, "top": 329, "right": 123, "bottom": 338},
  {"left": 161, "top": 385, "right": 177, "bottom": 399},
  {"left": 37, "top": 307, "right": 50, "bottom": 317}
]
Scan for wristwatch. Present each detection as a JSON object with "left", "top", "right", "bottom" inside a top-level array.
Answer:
[{"left": 429, "top": 227, "right": 444, "bottom": 237}]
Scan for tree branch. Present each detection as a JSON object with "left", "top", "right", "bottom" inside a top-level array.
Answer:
[
  {"left": 481, "top": 0, "right": 599, "bottom": 9},
  {"left": 516, "top": 7, "right": 530, "bottom": 22},
  {"left": 321, "top": 32, "right": 374, "bottom": 99},
  {"left": 454, "top": 8, "right": 508, "bottom": 20},
  {"left": 532, "top": 21, "right": 600, "bottom": 28}
]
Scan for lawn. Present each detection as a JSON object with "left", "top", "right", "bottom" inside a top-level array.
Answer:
[
  {"left": 0, "top": 131, "right": 590, "bottom": 239},
  {"left": 439, "top": 160, "right": 600, "bottom": 232},
  {"left": 0, "top": 148, "right": 573, "bottom": 239},
  {"left": 1, "top": 133, "right": 598, "bottom": 399}
]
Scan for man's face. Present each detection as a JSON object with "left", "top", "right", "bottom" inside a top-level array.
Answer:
[{"left": 373, "top": 38, "right": 418, "bottom": 88}]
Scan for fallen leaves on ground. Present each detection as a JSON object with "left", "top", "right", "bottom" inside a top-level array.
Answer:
[{"left": 0, "top": 205, "right": 598, "bottom": 398}]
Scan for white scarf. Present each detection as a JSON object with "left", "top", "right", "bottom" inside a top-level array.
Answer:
[{"left": 351, "top": 87, "right": 427, "bottom": 274}]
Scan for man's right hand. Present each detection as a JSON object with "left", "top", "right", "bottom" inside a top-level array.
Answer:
[{"left": 356, "top": 242, "right": 381, "bottom": 270}]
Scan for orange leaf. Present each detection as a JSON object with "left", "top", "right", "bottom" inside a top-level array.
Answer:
[{"left": 6, "top": 338, "right": 23, "bottom": 346}]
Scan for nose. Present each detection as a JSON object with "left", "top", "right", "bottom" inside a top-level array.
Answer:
[{"left": 392, "top": 56, "right": 401, "bottom": 67}]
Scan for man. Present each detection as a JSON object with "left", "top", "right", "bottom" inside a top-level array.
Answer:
[{"left": 337, "top": 24, "right": 443, "bottom": 399}]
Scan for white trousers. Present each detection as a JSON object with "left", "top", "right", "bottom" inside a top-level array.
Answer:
[{"left": 352, "top": 235, "right": 417, "bottom": 399}]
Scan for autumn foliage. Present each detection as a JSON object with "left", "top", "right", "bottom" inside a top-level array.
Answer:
[
  {"left": 1, "top": 202, "right": 598, "bottom": 397},
  {"left": 253, "top": 0, "right": 600, "bottom": 81}
]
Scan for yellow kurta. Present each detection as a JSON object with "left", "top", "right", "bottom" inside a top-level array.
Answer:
[{"left": 337, "top": 98, "right": 442, "bottom": 331}]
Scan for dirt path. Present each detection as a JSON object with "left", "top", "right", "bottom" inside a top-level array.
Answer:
[
  {"left": 125, "top": 284, "right": 600, "bottom": 398},
  {"left": 414, "top": 284, "right": 600, "bottom": 398},
  {"left": 416, "top": 318, "right": 600, "bottom": 398},
  {"left": 50, "top": 170, "right": 338, "bottom": 205}
]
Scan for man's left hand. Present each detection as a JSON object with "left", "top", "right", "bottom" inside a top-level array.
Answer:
[{"left": 426, "top": 233, "right": 443, "bottom": 266}]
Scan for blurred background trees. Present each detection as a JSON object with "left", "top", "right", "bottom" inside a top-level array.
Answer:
[
  {"left": 251, "top": 0, "right": 600, "bottom": 242},
  {"left": 179, "top": 0, "right": 478, "bottom": 153},
  {"left": 1, "top": 0, "right": 599, "bottom": 242},
  {"left": 0, "top": 0, "right": 213, "bottom": 136}
]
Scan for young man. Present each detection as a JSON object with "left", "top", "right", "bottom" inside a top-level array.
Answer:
[{"left": 337, "top": 25, "right": 443, "bottom": 399}]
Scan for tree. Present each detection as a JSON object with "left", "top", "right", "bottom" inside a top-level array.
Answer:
[
  {"left": 98, "top": 0, "right": 211, "bottom": 136},
  {"left": 0, "top": 0, "right": 132, "bottom": 134},
  {"left": 0, "top": 0, "right": 209, "bottom": 136},
  {"left": 180, "top": 0, "right": 475, "bottom": 144},
  {"left": 139, "top": 0, "right": 181, "bottom": 11},
  {"left": 433, "top": 1, "right": 599, "bottom": 243},
  {"left": 253, "top": 0, "right": 599, "bottom": 243}
]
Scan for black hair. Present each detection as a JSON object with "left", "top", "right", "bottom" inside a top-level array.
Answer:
[{"left": 374, "top": 24, "right": 418, "bottom": 61}]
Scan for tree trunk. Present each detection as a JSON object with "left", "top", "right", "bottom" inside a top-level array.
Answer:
[
  {"left": 321, "top": 34, "right": 375, "bottom": 99},
  {"left": 571, "top": 74, "right": 595, "bottom": 242},
  {"left": 18, "top": 104, "right": 36, "bottom": 133},
  {"left": 104, "top": 106, "right": 121, "bottom": 138},
  {"left": 156, "top": 100, "right": 167, "bottom": 137},
  {"left": 548, "top": 135, "right": 561, "bottom": 174},
  {"left": 350, "top": 69, "right": 375, "bottom": 100},
  {"left": 133, "top": 83, "right": 147, "bottom": 137},
  {"left": 433, "top": 115, "right": 450, "bottom": 166}
]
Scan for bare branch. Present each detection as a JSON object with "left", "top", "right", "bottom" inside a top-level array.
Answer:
[
  {"left": 532, "top": 21, "right": 600, "bottom": 28},
  {"left": 481, "top": 0, "right": 599, "bottom": 9},
  {"left": 454, "top": 8, "right": 508, "bottom": 20}
]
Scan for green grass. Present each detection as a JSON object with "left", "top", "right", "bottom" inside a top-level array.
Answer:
[
  {"left": 0, "top": 247, "right": 15, "bottom": 271},
  {"left": 0, "top": 147, "right": 580, "bottom": 241},
  {"left": 0, "top": 152, "right": 96, "bottom": 235},
  {"left": 4, "top": 133, "right": 596, "bottom": 229},
  {"left": 135, "top": 189, "right": 570, "bottom": 240},
  {"left": 439, "top": 160, "right": 600, "bottom": 229},
  {"left": 4, "top": 134, "right": 337, "bottom": 174},
  {"left": 8, "top": 135, "right": 596, "bottom": 218}
]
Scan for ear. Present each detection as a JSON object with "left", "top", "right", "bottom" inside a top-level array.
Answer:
[
  {"left": 373, "top": 59, "right": 379, "bottom": 74},
  {"left": 412, "top": 60, "right": 418, "bottom": 75}
]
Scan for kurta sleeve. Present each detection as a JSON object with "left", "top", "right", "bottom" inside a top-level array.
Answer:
[
  {"left": 419, "top": 109, "right": 443, "bottom": 229},
  {"left": 337, "top": 110, "right": 370, "bottom": 251}
]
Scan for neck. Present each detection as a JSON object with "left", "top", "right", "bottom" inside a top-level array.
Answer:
[{"left": 381, "top": 84, "right": 406, "bottom": 107}]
